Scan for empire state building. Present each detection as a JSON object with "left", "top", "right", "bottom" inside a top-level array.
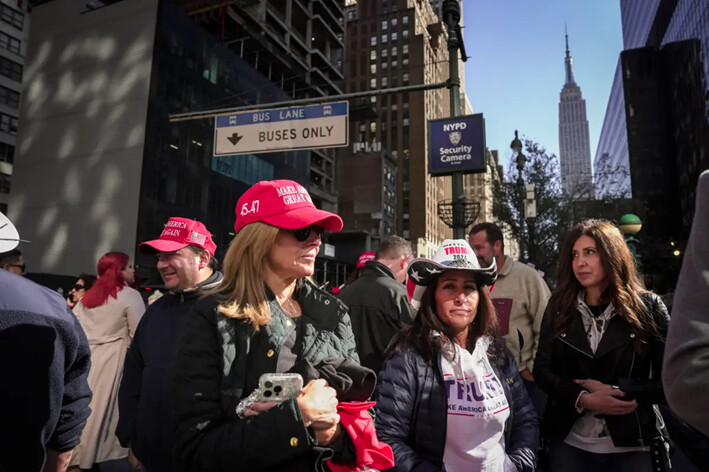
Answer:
[{"left": 558, "top": 33, "right": 593, "bottom": 198}]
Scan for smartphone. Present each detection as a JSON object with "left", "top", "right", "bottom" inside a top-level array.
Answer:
[{"left": 256, "top": 373, "right": 304, "bottom": 403}]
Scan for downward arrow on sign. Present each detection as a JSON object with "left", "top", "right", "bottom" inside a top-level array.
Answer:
[{"left": 227, "top": 133, "right": 243, "bottom": 146}]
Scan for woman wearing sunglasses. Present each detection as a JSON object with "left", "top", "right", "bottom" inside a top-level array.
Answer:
[
  {"left": 173, "top": 180, "right": 359, "bottom": 472},
  {"left": 67, "top": 273, "right": 97, "bottom": 308}
]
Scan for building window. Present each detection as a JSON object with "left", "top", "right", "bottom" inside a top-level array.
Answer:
[
  {"left": 0, "top": 4, "right": 23, "bottom": 30},
  {"left": 370, "top": 64, "right": 377, "bottom": 74},
  {"left": 0, "top": 113, "right": 17, "bottom": 135},
  {"left": 403, "top": 73, "right": 409, "bottom": 85},
  {"left": 381, "top": 20, "right": 387, "bottom": 30},
  {"left": 382, "top": 61, "right": 388, "bottom": 70},
  {"left": 391, "top": 18, "right": 398, "bottom": 28},
  {"left": 403, "top": 44, "right": 409, "bottom": 55},
  {"left": 370, "top": 78, "right": 377, "bottom": 88},
  {"left": 402, "top": 58, "right": 409, "bottom": 66},
  {"left": 347, "top": 10, "right": 356, "bottom": 20},
  {"left": 0, "top": 86, "right": 19, "bottom": 109},
  {"left": 402, "top": 15, "right": 409, "bottom": 26},
  {"left": 0, "top": 32, "right": 20, "bottom": 55},
  {"left": 0, "top": 142, "right": 13, "bottom": 164},
  {"left": 391, "top": 32, "right": 398, "bottom": 41},
  {"left": 403, "top": 118, "right": 409, "bottom": 127},
  {"left": 382, "top": 76, "right": 388, "bottom": 87},
  {"left": 0, "top": 57, "right": 22, "bottom": 82},
  {"left": 370, "top": 50, "right": 376, "bottom": 60},
  {"left": 382, "top": 34, "right": 388, "bottom": 43},
  {"left": 370, "top": 121, "right": 377, "bottom": 133},
  {"left": 0, "top": 172, "right": 10, "bottom": 194},
  {"left": 370, "top": 36, "right": 377, "bottom": 46},
  {"left": 402, "top": 30, "right": 409, "bottom": 40}
]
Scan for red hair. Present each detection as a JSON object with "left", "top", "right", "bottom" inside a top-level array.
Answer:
[{"left": 81, "top": 251, "right": 130, "bottom": 309}]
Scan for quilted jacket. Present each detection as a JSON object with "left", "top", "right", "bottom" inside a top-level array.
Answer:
[
  {"left": 374, "top": 339, "right": 539, "bottom": 472},
  {"left": 172, "top": 280, "right": 359, "bottom": 471}
]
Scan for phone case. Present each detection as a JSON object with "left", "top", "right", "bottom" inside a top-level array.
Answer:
[{"left": 256, "top": 373, "right": 304, "bottom": 402}]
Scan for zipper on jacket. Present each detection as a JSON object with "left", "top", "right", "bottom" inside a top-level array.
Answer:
[
  {"left": 627, "top": 348, "right": 645, "bottom": 447},
  {"left": 559, "top": 335, "right": 593, "bottom": 358}
]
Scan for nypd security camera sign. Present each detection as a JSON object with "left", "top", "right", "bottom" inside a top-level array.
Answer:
[{"left": 428, "top": 114, "right": 486, "bottom": 175}]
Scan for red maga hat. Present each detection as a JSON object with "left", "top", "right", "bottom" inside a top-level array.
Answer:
[
  {"left": 356, "top": 252, "right": 376, "bottom": 268},
  {"left": 234, "top": 179, "right": 343, "bottom": 234},
  {"left": 139, "top": 217, "right": 216, "bottom": 256}
]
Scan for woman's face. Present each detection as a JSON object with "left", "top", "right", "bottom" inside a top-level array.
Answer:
[
  {"left": 266, "top": 226, "right": 322, "bottom": 280},
  {"left": 434, "top": 270, "right": 480, "bottom": 335},
  {"left": 122, "top": 262, "right": 135, "bottom": 285},
  {"left": 572, "top": 235, "right": 608, "bottom": 292},
  {"left": 70, "top": 278, "right": 87, "bottom": 303}
]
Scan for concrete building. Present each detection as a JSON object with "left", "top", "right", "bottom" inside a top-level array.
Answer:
[
  {"left": 0, "top": 0, "right": 30, "bottom": 215},
  {"left": 339, "top": 0, "right": 452, "bottom": 259},
  {"left": 9, "top": 0, "right": 320, "bottom": 283},
  {"left": 558, "top": 32, "right": 593, "bottom": 199}
]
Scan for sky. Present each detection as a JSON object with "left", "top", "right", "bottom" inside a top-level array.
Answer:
[{"left": 462, "top": 1, "right": 624, "bottom": 169}]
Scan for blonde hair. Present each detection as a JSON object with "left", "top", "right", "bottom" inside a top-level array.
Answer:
[{"left": 217, "top": 222, "right": 280, "bottom": 329}]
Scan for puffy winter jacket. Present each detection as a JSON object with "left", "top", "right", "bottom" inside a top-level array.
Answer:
[{"left": 375, "top": 339, "right": 539, "bottom": 472}]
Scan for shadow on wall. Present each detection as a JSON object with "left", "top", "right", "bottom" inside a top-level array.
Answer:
[{"left": 9, "top": 0, "right": 158, "bottom": 276}]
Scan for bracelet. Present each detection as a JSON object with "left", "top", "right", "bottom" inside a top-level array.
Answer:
[{"left": 575, "top": 390, "right": 590, "bottom": 413}]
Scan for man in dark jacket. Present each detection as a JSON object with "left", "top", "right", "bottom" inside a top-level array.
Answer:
[
  {"left": 0, "top": 211, "right": 92, "bottom": 472},
  {"left": 116, "top": 217, "right": 222, "bottom": 472},
  {"left": 339, "top": 235, "right": 415, "bottom": 373}
]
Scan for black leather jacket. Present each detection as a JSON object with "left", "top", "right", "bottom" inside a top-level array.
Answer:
[{"left": 534, "top": 292, "right": 670, "bottom": 448}]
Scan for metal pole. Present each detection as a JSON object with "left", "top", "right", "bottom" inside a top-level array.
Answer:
[
  {"left": 444, "top": 0, "right": 465, "bottom": 239},
  {"left": 517, "top": 170, "right": 526, "bottom": 261},
  {"left": 169, "top": 82, "right": 448, "bottom": 122}
]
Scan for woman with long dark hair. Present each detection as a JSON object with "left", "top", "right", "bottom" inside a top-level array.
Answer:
[
  {"left": 70, "top": 251, "right": 145, "bottom": 470},
  {"left": 534, "top": 219, "right": 669, "bottom": 471},
  {"left": 375, "top": 239, "right": 539, "bottom": 472}
]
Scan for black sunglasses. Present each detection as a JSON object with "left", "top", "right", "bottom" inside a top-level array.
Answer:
[
  {"left": 291, "top": 226, "right": 325, "bottom": 242},
  {"left": 73, "top": 284, "right": 85, "bottom": 291}
]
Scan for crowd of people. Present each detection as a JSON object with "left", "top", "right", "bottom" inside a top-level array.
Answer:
[{"left": 1, "top": 172, "right": 708, "bottom": 472}]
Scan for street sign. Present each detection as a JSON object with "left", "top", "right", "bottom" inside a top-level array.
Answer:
[
  {"left": 214, "top": 101, "right": 349, "bottom": 156},
  {"left": 427, "top": 113, "right": 486, "bottom": 175}
]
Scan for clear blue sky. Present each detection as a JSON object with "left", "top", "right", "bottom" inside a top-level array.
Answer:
[{"left": 462, "top": 1, "right": 623, "bottom": 169}]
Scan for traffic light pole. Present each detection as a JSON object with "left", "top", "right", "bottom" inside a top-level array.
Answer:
[{"left": 443, "top": 0, "right": 467, "bottom": 239}]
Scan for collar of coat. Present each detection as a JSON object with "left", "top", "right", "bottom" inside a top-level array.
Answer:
[
  {"left": 361, "top": 260, "right": 396, "bottom": 280},
  {"left": 264, "top": 279, "right": 345, "bottom": 331}
]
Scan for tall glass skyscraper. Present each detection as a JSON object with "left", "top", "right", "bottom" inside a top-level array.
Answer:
[{"left": 558, "top": 33, "right": 593, "bottom": 199}]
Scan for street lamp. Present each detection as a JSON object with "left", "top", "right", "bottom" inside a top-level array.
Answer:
[
  {"left": 511, "top": 130, "right": 526, "bottom": 260},
  {"left": 618, "top": 213, "right": 642, "bottom": 262}
]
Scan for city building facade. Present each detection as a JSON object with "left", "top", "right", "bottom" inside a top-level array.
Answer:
[
  {"left": 340, "top": 0, "right": 452, "bottom": 259},
  {"left": 9, "top": 0, "right": 320, "bottom": 284},
  {"left": 0, "top": 0, "right": 29, "bottom": 215},
  {"left": 557, "top": 32, "right": 593, "bottom": 199}
]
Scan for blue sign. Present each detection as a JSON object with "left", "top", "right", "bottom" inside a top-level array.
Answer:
[
  {"left": 428, "top": 114, "right": 486, "bottom": 175},
  {"left": 215, "top": 102, "right": 348, "bottom": 128}
]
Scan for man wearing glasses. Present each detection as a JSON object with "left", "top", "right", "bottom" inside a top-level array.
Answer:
[
  {"left": 117, "top": 217, "right": 222, "bottom": 472},
  {"left": 0, "top": 248, "right": 25, "bottom": 275}
]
